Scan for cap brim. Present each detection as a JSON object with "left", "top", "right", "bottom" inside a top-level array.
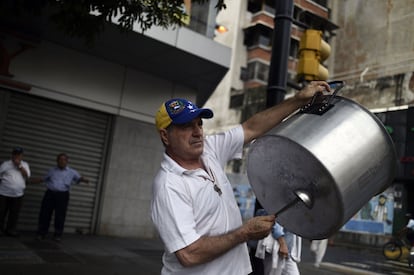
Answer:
[{"left": 172, "top": 108, "right": 213, "bottom": 125}]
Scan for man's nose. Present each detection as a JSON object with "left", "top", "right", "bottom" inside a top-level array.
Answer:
[{"left": 192, "top": 125, "right": 202, "bottom": 135}]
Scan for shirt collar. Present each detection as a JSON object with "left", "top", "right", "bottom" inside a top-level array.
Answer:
[
  {"left": 161, "top": 152, "right": 209, "bottom": 176},
  {"left": 161, "top": 153, "right": 187, "bottom": 175}
]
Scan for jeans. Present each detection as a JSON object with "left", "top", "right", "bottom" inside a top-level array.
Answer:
[
  {"left": 0, "top": 194, "right": 24, "bottom": 233},
  {"left": 37, "top": 189, "right": 69, "bottom": 237}
]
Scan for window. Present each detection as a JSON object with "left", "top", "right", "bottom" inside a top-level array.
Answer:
[
  {"left": 256, "top": 62, "right": 269, "bottom": 81},
  {"left": 230, "top": 94, "right": 244, "bottom": 109},
  {"left": 263, "top": 0, "right": 275, "bottom": 14},
  {"left": 313, "top": 0, "right": 328, "bottom": 8},
  {"left": 290, "top": 38, "right": 299, "bottom": 59},
  {"left": 247, "top": 61, "right": 269, "bottom": 82},
  {"left": 242, "top": 86, "right": 267, "bottom": 121},
  {"left": 186, "top": 1, "right": 218, "bottom": 38},
  {"left": 247, "top": 0, "right": 275, "bottom": 14},
  {"left": 244, "top": 23, "right": 273, "bottom": 48},
  {"left": 229, "top": 88, "right": 244, "bottom": 109},
  {"left": 247, "top": 0, "right": 262, "bottom": 13}
]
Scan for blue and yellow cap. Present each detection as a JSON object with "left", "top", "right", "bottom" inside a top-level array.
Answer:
[{"left": 155, "top": 98, "right": 213, "bottom": 130}]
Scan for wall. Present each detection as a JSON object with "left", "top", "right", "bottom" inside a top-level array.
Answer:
[
  {"left": 98, "top": 116, "right": 163, "bottom": 238},
  {"left": 9, "top": 40, "right": 187, "bottom": 124},
  {"left": 3, "top": 37, "right": 199, "bottom": 238},
  {"left": 204, "top": 0, "right": 247, "bottom": 134},
  {"left": 331, "top": 0, "right": 414, "bottom": 109}
]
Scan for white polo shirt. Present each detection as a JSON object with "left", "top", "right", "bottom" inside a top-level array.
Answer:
[
  {"left": 151, "top": 125, "right": 251, "bottom": 275},
  {"left": 0, "top": 160, "right": 31, "bottom": 197}
]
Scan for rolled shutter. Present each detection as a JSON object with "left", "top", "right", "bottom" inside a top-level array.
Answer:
[{"left": 0, "top": 90, "right": 112, "bottom": 234}]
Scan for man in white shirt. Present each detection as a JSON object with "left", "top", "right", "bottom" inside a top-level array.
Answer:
[
  {"left": 151, "top": 81, "right": 331, "bottom": 274},
  {"left": 0, "top": 147, "right": 30, "bottom": 237}
]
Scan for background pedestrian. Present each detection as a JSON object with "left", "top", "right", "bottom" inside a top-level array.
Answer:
[
  {"left": 310, "top": 238, "right": 328, "bottom": 268},
  {"left": 32, "top": 153, "right": 89, "bottom": 241},
  {"left": 0, "top": 147, "right": 30, "bottom": 237}
]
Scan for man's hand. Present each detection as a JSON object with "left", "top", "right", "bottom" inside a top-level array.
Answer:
[
  {"left": 18, "top": 166, "right": 28, "bottom": 179},
  {"left": 240, "top": 215, "right": 276, "bottom": 241},
  {"left": 174, "top": 214, "right": 276, "bottom": 267},
  {"left": 80, "top": 177, "right": 90, "bottom": 184},
  {"left": 277, "top": 237, "right": 289, "bottom": 259},
  {"left": 294, "top": 81, "right": 331, "bottom": 102}
]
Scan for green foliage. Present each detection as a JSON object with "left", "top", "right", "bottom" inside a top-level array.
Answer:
[{"left": 0, "top": 0, "right": 226, "bottom": 43}]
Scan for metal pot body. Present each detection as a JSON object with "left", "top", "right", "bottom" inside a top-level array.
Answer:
[{"left": 247, "top": 96, "right": 397, "bottom": 239}]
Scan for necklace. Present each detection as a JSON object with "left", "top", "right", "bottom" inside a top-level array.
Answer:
[{"left": 201, "top": 167, "right": 222, "bottom": 196}]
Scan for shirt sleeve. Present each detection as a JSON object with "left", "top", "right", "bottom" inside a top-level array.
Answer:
[
  {"left": 0, "top": 161, "right": 6, "bottom": 174},
  {"left": 70, "top": 168, "right": 82, "bottom": 184},
  {"left": 151, "top": 173, "right": 200, "bottom": 253},
  {"left": 22, "top": 161, "right": 31, "bottom": 178},
  {"left": 272, "top": 222, "right": 284, "bottom": 239},
  {"left": 43, "top": 168, "right": 53, "bottom": 182},
  {"left": 204, "top": 125, "right": 244, "bottom": 167}
]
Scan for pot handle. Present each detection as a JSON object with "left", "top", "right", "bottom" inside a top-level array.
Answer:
[
  {"left": 327, "top": 80, "right": 346, "bottom": 97},
  {"left": 300, "top": 80, "right": 345, "bottom": 115}
]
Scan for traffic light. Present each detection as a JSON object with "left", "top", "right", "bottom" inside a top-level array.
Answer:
[{"left": 296, "top": 29, "right": 331, "bottom": 81}]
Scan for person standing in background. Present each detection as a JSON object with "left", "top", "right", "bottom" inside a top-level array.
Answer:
[
  {"left": 0, "top": 147, "right": 31, "bottom": 237},
  {"left": 33, "top": 153, "right": 89, "bottom": 242},
  {"left": 310, "top": 238, "right": 328, "bottom": 268},
  {"left": 256, "top": 221, "right": 302, "bottom": 275}
]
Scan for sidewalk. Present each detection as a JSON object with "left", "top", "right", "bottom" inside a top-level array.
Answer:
[
  {"left": 0, "top": 232, "right": 164, "bottom": 275},
  {"left": 1, "top": 232, "right": 410, "bottom": 275}
]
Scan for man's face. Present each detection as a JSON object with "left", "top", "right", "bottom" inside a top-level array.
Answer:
[
  {"left": 57, "top": 155, "right": 68, "bottom": 169},
  {"left": 11, "top": 153, "right": 23, "bottom": 165},
  {"left": 162, "top": 117, "right": 204, "bottom": 163}
]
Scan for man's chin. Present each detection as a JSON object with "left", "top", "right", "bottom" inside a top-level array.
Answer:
[{"left": 190, "top": 143, "right": 203, "bottom": 153}]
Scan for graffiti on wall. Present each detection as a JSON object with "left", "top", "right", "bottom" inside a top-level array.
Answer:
[{"left": 341, "top": 188, "right": 394, "bottom": 235}]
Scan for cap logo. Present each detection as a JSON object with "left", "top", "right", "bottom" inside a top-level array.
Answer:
[
  {"left": 167, "top": 100, "right": 186, "bottom": 115},
  {"left": 187, "top": 103, "right": 197, "bottom": 112}
]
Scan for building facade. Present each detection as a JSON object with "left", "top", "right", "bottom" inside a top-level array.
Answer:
[
  {"left": 205, "top": 0, "right": 414, "bottom": 243},
  {"left": 0, "top": 3, "right": 231, "bottom": 238},
  {"left": 330, "top": 0, "right": 414, "bottom": 236}
]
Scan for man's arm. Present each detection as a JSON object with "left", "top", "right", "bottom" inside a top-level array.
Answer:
[
  {"left": 175, "top": 215, "right": 275, "bottom": 267},
  {"left": 272, "top": 222, "right": 288, "bottom": 258},
  {"left": 18, "top": 165, "right": 29, "bottom": 180},
  {"left": 79, "top": 176, "right": 89, "bottom": 184},
  {"left": 28, "top": 177, "right": 44, "bottom": 184},
  {"left": 242, "top": 81, "right": 331, "bottom": 144},
  {"left": 276, "top": 236, "right": 289, "bottom": 258}
]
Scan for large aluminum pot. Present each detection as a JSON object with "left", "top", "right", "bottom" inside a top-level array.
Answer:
[{"left": 247, "top": 84, "right": 397, "bottom": 239}]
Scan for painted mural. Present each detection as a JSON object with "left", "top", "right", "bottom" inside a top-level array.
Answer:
[{"left": 341, "top": 188, "right": 395, "bottom": 235}]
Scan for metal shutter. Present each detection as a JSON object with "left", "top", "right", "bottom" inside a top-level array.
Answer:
[{"left": 0, "top": 89, "right": 112, "bottom": 235}]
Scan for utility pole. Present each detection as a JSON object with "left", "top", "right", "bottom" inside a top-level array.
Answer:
[
  {"left": 266, "top": 0, "right": 294, "bottom": 107},
  {"left": 254, "top": 0, "right": 294, "bottom": 235}
]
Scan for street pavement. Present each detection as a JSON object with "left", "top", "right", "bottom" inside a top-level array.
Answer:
[{"left": 0, "top": 232, "right": 413, "bottom": 275}]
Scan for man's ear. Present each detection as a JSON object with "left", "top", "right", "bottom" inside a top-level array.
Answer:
[{"left": 159, "top": 129, "right": 169, "bottom": 145}]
